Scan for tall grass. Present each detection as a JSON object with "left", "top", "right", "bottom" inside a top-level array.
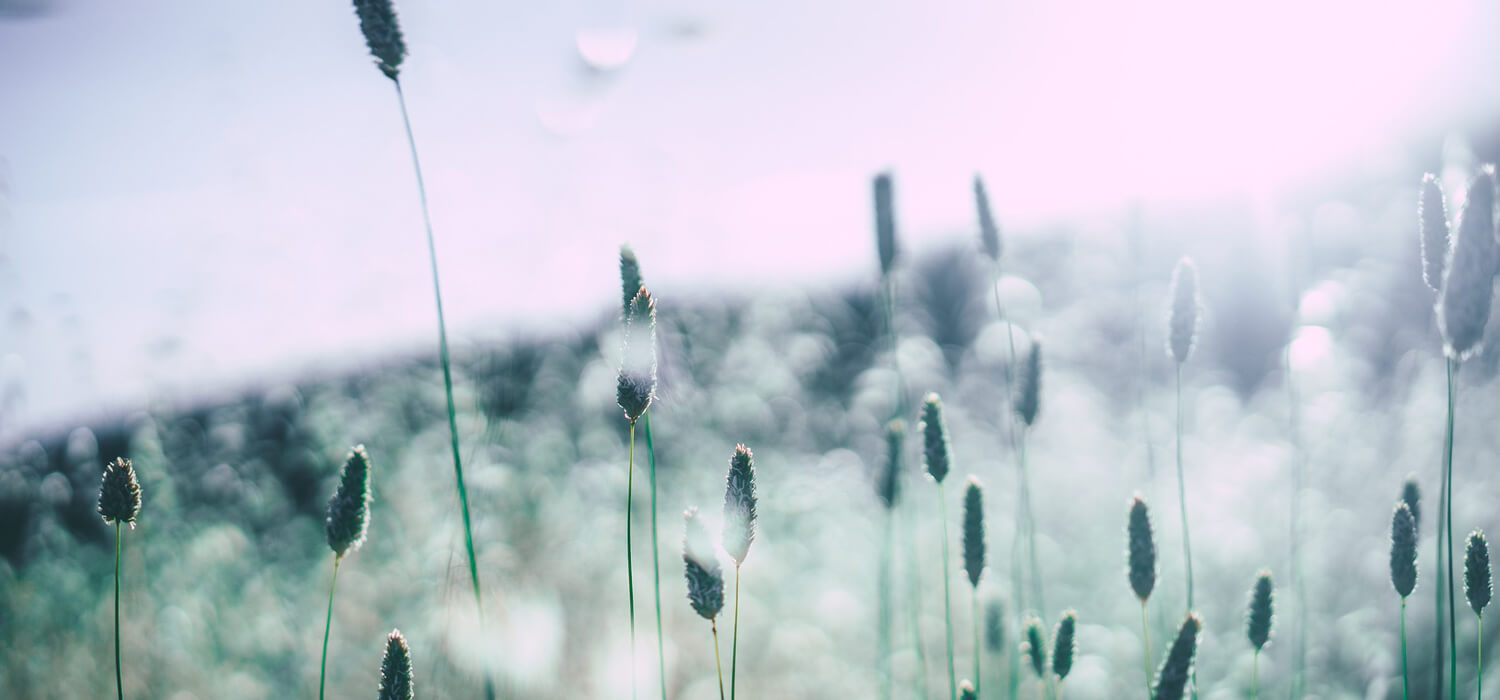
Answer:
[
  {"left": 1166, "top": 257, "right": 1199, "bottom": 615},
  {"left": 378, "top": 629, "right": 414, "bottom": 700},
  {"left": 877, "top": 420, "right": 905, "bottom": 700},
  {"left": 619, "top": 288, "right": 659, "bottom": 699},
  {"left": 320, "top": 447, "right": 373, "bottom": 700},
  {"left": 1392, "top": 502, "right": 1419, "bottom": 700},
  {"left": 922, "top": 394, "right": 959, "bottom": 700},
  {"left": 1466, "top": 531, "right": 1490, "bottom": 700},
  {"left": 97, "top": 457, "right": 141, "bottom": 700},
  {"left": 684, "top": 508, "right": 728, "bottom": 700},
  {"left": 1420, "top": 172, "right": 1452, "bottom": 700},
  {"left": 1127, "top": 496, "right": 1157, "bottom": 699},
  {"left": 1014, "top": 339, "right": 1045, "bottom": 621},
  {"left": 962, "top": 477, "right": 986, "bottom": 696},
  {"left": 1245, "top": 571, "right": 1273, "bottom": 700},
  {"left": 723, "top": 445, "right": 758, "bottom": 700}
]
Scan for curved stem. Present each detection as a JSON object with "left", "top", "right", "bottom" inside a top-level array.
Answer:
[
  {"left": 732, "top": 565, "right": 741, "bottom": 700},
  {"left": 713, "top": 621, "right": 727, "bottom": 700},
  {"left": 1140, "top": 600, "right": 1152, "bottom": 700},
  {"left": 940, "top": 482, "right": 958, "bottom": 700},
  {"left": 1402, "top": 599, "right": 1410, "bottom": 700},
  {"left": 1445, "top": 358, "right": 1458, "bottom": 700},
  {"left": 644, "top": 413, "right": 667, "bottom": 700},
  {"left": 627, "top": 422, "right": 638, "bottom": 700},
  {"left": 114, "top": 522, "right": 123, "bottom": 700},
  {"left": 318, "top": 557, "right": 341, "bottom": 700}
]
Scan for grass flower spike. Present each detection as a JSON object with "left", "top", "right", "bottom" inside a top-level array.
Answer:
[
  {"left": 874, "top": 172, "right": 897, "bottom": 277},
  {"left": 1468, "top": 530, "right": 1491, "bottom": 699},
  {"left": 1392, "top": 502, "right": 1418, "bottom": 700},
  {"left": 1052, "top": 610, "right": 1077, "bottom": 682},
  {"left": 922, "top": 392, "right": 959, "bottom": 700},
  {"left": 1153, "top": 613, "right": 1202, "bottom": 700},
  {"left": 1401, "top": 478, "right": 1421, "bottom": 537},
  {"left": 378, "top": 629, "right": 414, "bottom": 700},
  {"left": 620, "top": 245, "right": 643, "bottom": 317},
  {"left": 878, "top": 420, "right": 904, "bottom": 509},
  {"left": 1014, "top": 340, "right": 1042, "bottom": 428},
  {"left": 1436, "top": 167, "right": 1497, "bottom": 361},
  {"left": 99, "top": 457, "right": 142, "bottom": 700},
  {"left": 723, "top": 444, "right": 757, "bottom": 700},
  {"left": 1128, "top": 495, "right": 1157, "bottom": 696},
  {"left": 1023, "top": 616, "right": 1047, "bottom": 680},
  {"left": 1167, "top": 257, "right": 1199, "bottom": 364},
  {"left": 684, "top": 508, "right": 728, "bottom": 700},
  {"left": 962, "top": 476, "right": 985, "bottom": 693},
  {"left": 618, "top": 288, "right": 658, "bottom": 424},
  {"left": 1247, "top": 571, "right": 1273, "bottom": 698},
  {"left": 352, "top": 0, "right": 407, "bottom": 80},
  {"left": 321, "top": 446, "right": 374, "bottom": 700},
  {"left": 974, "top": 175, "right": 1001, "bottom": 261},
  {"left": 1419, "top": 174, "right": 1450, "bottom": 294}
]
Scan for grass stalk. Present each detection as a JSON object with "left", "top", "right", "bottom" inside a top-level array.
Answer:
[
  {"left": 879, "top": 509, "right": 894, "bottom": 700},
  {"left": 1445, "top": 358, "right": 1457, "bottom": 700},
  {"left": 627, "top": 422, "right": 639, "bottom": 700},
  {"left": 732, "top": 565, "right": 742, "bottom": 700},
  {"left": 113, "top": 521, "right": 123, "bottom": 700},
  {"left": 1017, "top": 432, "right": 1044, "bottom": 619},
  {"left": 972, "top": 594, "right": 981, "bottom": 698},
  {"left": 1252, "top": 651, "right": 1260, "bottom": 700},
  {"left": 1141, "top": 601, "right": 1152, "bottom": 700},
  {"left": 644, "top": 413, "right": 667, "bottom": 700},
  {"left": 1174, "top": 364, "right": 1193, "bottom": 611},
  {"left": 318, "top": 557, "right": 342, "bottom": 700},
  {"left": 1478, "top": 611, "right": 1483, "bottom": 700},
  {"left": 713, "top": 621, "right": 727, "bottom": 700},
  {"left": 884, "top": 275, "right": 930, "bottom": 696},
  {"left": 990, "top": 266, "right": 1025, "bottom": 700},
  {"left": 940, "top": 482, "right": 958, "bottom": 700},
  {"left": 1402, "top": 599, "right": 1410, "bottom": 700}
]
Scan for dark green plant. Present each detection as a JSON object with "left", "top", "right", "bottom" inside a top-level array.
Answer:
[
  {"left": 1467, "top": 530, "right": 1491, "bottom": 700},
  {"left": 378, "top": 629, "right": 414, "bottom": 700},
  {"left": 98, "top": 457, "right": 142, "bottom": 700},
  {"left": 1052, "top": 610, "right": 1076, "bottom": 683},
  {"left": 959, "top": 680, "right": 977, "bottom": 700},
  {"left": 684, "top": 508, "right": 727, "bottom": 700},
  {"left": 1153, "top": 613, "right": 1202, "bottom": 700},
  {"left": 321, "top": 447, "right": 373, "bottom": 700},
  {"left": 1246, "top": 571, "right": 1273, "bottom": 699},
  {"left": 874, "top": 173, "right": 897, "bottom": 277},
  {"left": 1167, "top": 257, "right": 1199, "bottom": 616},
  {"left": 963, "top": 477, "right": 986, "bottom": 694},
  {"left": 923, "top": 393, "right": 959, "bottom": 700},
  {"left": 1393, "top": 502, "right": 1419, "bottom": 700},
  {"left": 1013, "top": 340, "right": 1042, "bottom": 429},
  {"left": 1023, "top": 616, "right": 1047, "bottom": 692},
  {"left": 723, "top": 444, "right": 757, "bottom": 700},
  {"left": 1127, "top": 495, "right": 1156, "bottom": 698}
]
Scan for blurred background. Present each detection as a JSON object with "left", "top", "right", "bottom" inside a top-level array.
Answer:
[{"left": 2, "top": 0, "right": 1499, "bottom": 697}]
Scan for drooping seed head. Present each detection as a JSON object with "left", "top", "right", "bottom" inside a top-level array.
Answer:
[
  {"left": 1390, "top": 502, "right": 1418, "bottom": 598},
  {"left": 962, "top": 476, "right": 985, "bottom": 588},
  {"left": 1246, "top": 570, "right": 1273, "bottom": 651},
  {"left": 1052, "top": 610, "right": 1077, "bottom": 680},
  {"left": 378, "top": 628, "right": 414, "bottom": 700},
  {"left": 1153, "top": 613, "right": 1202, "bottom": 700},
  {"left": 683, "top": 507, "right": 724, "bottom": 620},
  {"left": 97, "top": 457, "right": 142, "bottom": 528},
  {"left": 1420, "top": 174, "right": 1451, "bottom": 293},
  {"left": 1013, "top": 340, "right": 1042, "bottom": 428},
  {"left": 1436, "top": 167, "right": 1498, "bottom": 361},
  {"left": 351, "top": 0, "right": 407, "bottom": 81},
  {"left": 975, "top": 175, "right": 1002, "bottom": 262},
  {"left": 617, "top": 287, "right": 658, "bottom": 424},
  {"left": 722, "top": 444, "right": 757, "bottom": 566},
  {"left": 877, "top": 420, "right": 905, "bottom": 509},
  {"left": 984, "top": 597, "right": 1005, "bottom": 653},
  {"left": 1466, "top": 530, "right": 1491, "bottom": 616},
  {"left": 959, "top": 680, "right": 977, "bottom": 700},
  {"left": 619, "top": 245, "right": 643, "bottom": 319},
  {"left": 1023, "top": 616, "right": 1047, "bottom": 678},
  {"left": 1400, "top": 477, "right": 1421, "bottom": 538},
  {"left": 326, "top": 445, "right": 373, "bottom": 559},
  {"left": 874, "top": 172, "right": 897, "bottom": 277},
  {"left": 920, "top": 394, "right": 951, "bottom": 483},
  {"left": 1166, "top": 257, "right": 1200, "bottom": 364},
  {"left": 1127, "top": 495, "right": 1157, "bottom": 601}
]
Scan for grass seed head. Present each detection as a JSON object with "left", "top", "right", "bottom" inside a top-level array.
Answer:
[
  {"left": 984, "top": 597, "right": 1005, "bottom": 653},
  {"left": 1436, "top": 166, "right": 1498, "bottom": 360},
  {"left": 1246, "top": 570, "right": 1273, "bottom": 651},
  {"left": 1167, "top": 257, "right": 1200, "bottom": 364},
  {"left": 974, "top": 175, "right": 1001, "bottom": 261},
  {"left": 959, "top": 680, "right": 977, "bottom": 700},
  {"left": 1390, "top": 502, "right": 1418, "bottom": 598},
  {"left": 1023, "top": 616, "right": 1047, "bottom": 678},
  {"left": 1400, "top": 477, "right": 1421, "bottom": 537},
  {"left": 378, "top": 628, "right": 414, "bottom": 700},
  {"left": 1466, "top": 530, "right": 1491, "bottom": 615},
  {"left": 683, "top": 507, "right": 724, "bottom": 620},
  {"left": 722, "top": 444, "right": 757, "bottom": 566},
  {"left": 920, "top": 393, "right": 951, "bottom": 483},
  {"left": 351, "top": 0, "right": 407, "bottom": 80},
  {"left": 1052, "top": 610, "right": 1077, "bottom": 680},
  {"left": 326, "top": 445, "right": 373, "bottom": 559},
  {"left": 877, "top": 420, "right": 905, "bottom": 509},
  {"left": 874, "top": 172, "right": 897, "bottom": 277},
  {"left": 1153, "top": 613, "right": 1202, "bottom": 700},
  {"left": 1127, "top": 495, "right": 1157, "bottom": 601},
  {"left": 97, "top": 457, "right": 142, "bottom": 528},
  {"left": 619, "top": 245, "right": 643, "bottom": 319},
  {"left": 617, "top": 287, "right": 658, "bottom": 423},
  {"left": 962, "top": 476, "right": 985, "bottom": 587},
  {"left": 1420, "top": 173, "right": 1451, "bottom": 293},
  {"left": 1014, "top": 340, "right": 1042, "bottom": 427}
]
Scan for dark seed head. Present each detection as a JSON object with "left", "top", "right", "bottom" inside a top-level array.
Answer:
[
  {"left": 877, "top": 420, "right": 904, "bottom": 509},
  {"left": 378, "top": 628, "right": 414, "bottom": 700},
  {"left": 975, "top": 175, "right": 1002, "bottom": 262},
  {"left": 1400, "top": 477, "right": 1421, "bottom": 538},
  {"left": 959, "top": 680, "right": 977, "bottom": 700},
  {"left": 722, "top": 444, "right": 757, "bottom": 566},
  {"left": 1466, "top": 530, "right": 1491, "bottom": 616},
  {"left": 620, "top": 245, "right": 643, "bottom": 319},
  {"left": 921, "top": 393, "right": 951, "bottom": 483},
  {"left": 326, "top": 445, "right": 373, "bottom": 559},
  {"left": 1013, "top": 340, "right": 1042, "bottom": 428},
  {"left": 962, "top": 476, "right": 985, "bottom": 588},
  {"left": 984, "top": 597, "right": 1005, "bottom": 653},
  {"left": 874, "top": 172, "right": 897, "bottom": 277},
  {"left": 1420, "top": 174, "right": 1451, "bottom": 294},
  {"left": 1052, "top": 610, "right": 1077, "bottom": 680},
  {"left": 1436, "top": 167, "right": 1497, "bottom": 361},
  {"left": 1127, "top": 495, "right": 1157, "bottom": 601},
  {"left": 1246, "top": 570, "right": 1273, "bottom": 651},
  {"left": 1167, "top": 257, "right": 1200, "bottom": 364},
  {"left": 683, "top": 508, "right": 724, "bottom": 620},
  {"left": 1390, "top": 502, "right": 1418, "bottom": 598},
  {"left": 97, "top": 457, "right": 142, "bottom": 528},
  {"left": 1023, "top": 616, "right": 1047, "bottom": 678},
  {"left": 1153, "top": 613, "right": 1202, "bottom": 700},
  {"left": 617, "top": 287, "right": 658, "bottom": 423},
  {"left": 351, "top": 0, "right": 407, "bottom": 80}
]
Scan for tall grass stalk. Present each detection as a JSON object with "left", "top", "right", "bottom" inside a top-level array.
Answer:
[
  {"left": 319, "top": 558, "right": 342, "bottom": 700},
  {"left": 1174, "top": 365, "right": 1192, "bottom": 611},
  {"left": 626, "top": 423, "right": 640, "bottom": 698},
  {"left": 1466, "top": 531, "right": 1490, "bottom": 700},
  {"left": 1392, "top": 502, "right": 1419, "bottom": 700},
  {"left": 1444, "top": 358, "right": 1457, "bottom": 700},
  {"left": 99, "top": 457, "right": 141, "bottom": 700},
  {"left": 643, "top": 413, "right": 667, "bottom": 700},
  {"left": 723, "top": 445, "right": 757, "bottom": 700},
  {"left": 922, "top": 394, "right": 958, "bottom": 700},
  {"left": 713, "top": 622, "right": 727, "bottom": 700},
  {"left": 113, "top": 521, "right": 123, "bottom": 700},
  {"left": 684, "top": 507, "right": 727, "bottom": 700},
  {"left": 939, "top": 483, "right": 958, "bottom": 700}
]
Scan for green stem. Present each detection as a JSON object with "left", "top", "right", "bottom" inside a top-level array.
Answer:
[
  {"left": 1175, "top": 363, "right": 1193, "bottom": 612},
  {"left": 644, "top": 413, "right": 667, "bottom": 700},
  {"left": 627, "top": 422, "right": 638, "bottom": 700},
  {"left": 1445, "top": 358, "right": 1458, "bottom": 700},
  {"left": 1141, "top": 600, "right": 1152, "bottom": 700},
  {"left": 392, "top": 78, "right": 493, "bottom": 700},
  {"left": 1018, "top": 431, "right": 1044, "bottom": 621},
  {"left": 114, "top": 522, "right": 123, "bottom": 700},
  {"left": 732, "top": 565, "right": 741, "bottom": 700},
  {"left": 713, "top": 621, "right": 727, "bottom": 700},
  {"left": 940, "top": 482, "right": 958, "bottom": 700},
  {"left": 972, "top": 591, "right": 981, "bottom": 697},
  {"left": 318, "top": 557, "right": 341, "bottom": 700},
  {"left": 1252, "top": 651, "right": 1259, "bottom": 700},
  {"left": 885, "top": 274, "right": 929, "bottom": 697},
  {"left": 1478, "top": 611, "right": 1484, "bottom": 700},
  {"left": 1402, "top": 599, "right": 1410, "bottom": 700},
  {"left": 879, "top": 508, "right": 894, "bottom": 700}
]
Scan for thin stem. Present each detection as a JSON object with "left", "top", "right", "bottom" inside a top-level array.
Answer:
[
  {"left": 1402, "top": 599, "right": 1410, "bottom": 700},
  {"left": 1285, "top": 320, "right": 1307, "bottom": 700},
  {"left": 732, "top": 565, "right": 741, "bottom": 700},
  {"left": 972, "top": 591, "right": 981, "bottom": 697},
  {"left": 1175, "top": 363, "right": 1193, "bottom": 612},
  {"left": 1445, "top": 358, "right": 1458, "bottom": 700},
  {"left": 992, "top": 265, "right": 1024, "bottom": 700},
  {"left": 886, "top": 274, "right": 929, "bottom": 697},
  {"left": 1141, "top": 600, "right": 1153, "bottom": 700},
  {"left": 940, "top": 482, "right": 958, "bottom": 700},
  {"left": 644, "top": 413, "right": 667, "bottom": 700},
  {"left": 319, "top": 557, "right": 342, "bottom": 700},
  {"left": 879, "top": 508, "right": 894, "bottom": 700},
  {"left": 392, "top": 79, "right": 493, "bottom": 700},
  {"left": 114, "top": 521, "right": 123, "bottom": 700},
  {"left": 713, "top": 621, "right": 727, "bottom": 700},
  {"left": 1252, "top": 651, "right": 1259, "bottom": 700},
  {"left": 1479, "top": 611, "right": 1484, "bottom": 700},
  {"left": 1018, "top": 431, "right": 1045, "bottom": 620},
  {"left": 627, "top": 422, "right": 639, "bottom": 700}
]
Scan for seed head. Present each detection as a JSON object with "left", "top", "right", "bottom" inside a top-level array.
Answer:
[
  {"left": 1420, "top": 174, "right": 1451, "bottom": 293},
  {"left": 1246, "top": 570, "right": 1273, "bottom": 651},
  {"left": 351, "top": 0, "right": 407, "bottom": 81},
  {"left": 617, "top": 287, "right": 658, "bottom": 424},
  {"left": 683, "top": 508, "right": 724, "bottom": 620},
  {"left": 1390, "top": 502, "right": 1418, "bottom": 598},
  {"left": 874, "top": 172, "right": 897, "bottom": 277},
  {"left": 1167, "top": 257, "right": 1200, "bottom": 364},
  {"left": 1153, "top": 613, "right": 1202, "bottom": 700},
  {"left": 959, "top": 681, "right": 977, "bottom": 700},
  {"left": 962, "top": 476, "right": 985, "bottom": 588},
  {"left": 722, "top": 444, "right": 757, "bottom": 566},
  {"left": 97, "top": 457, "right": 142, "bottom": 528},
  {"left": 1127, "top": 495, "right": 1157, "bottom": 601},
  {"left": 620, "top": 245, "right": 643, "bottom": 319},
  {"left": 920, "top": 393, "right": 951, "bottom": 483},
  {"left": 378, "top": 628, "right": 414, "bottom": 700},
  {"left": 1400, "top": 477, "right": 1421, "bottom": 538},
  {"left": 1023, "top": 616, "right": 1047, "bottom": 678},
  {"left": 1013, "top": 340, "right": 1042, "bottom": 428},
  {"left": 877, "top": 420, "right": 904, "bottom": 509},
  {"left": 1436, "top": 167, "right": 1497, "bottom": 360},
  {"left": 326, "top": 445, "right": 373, "bottom": 559},
  {"left": 1466, "top": 530, "right": 1491, "bottom": 616},
  {"left": 975, "top": 175, "right": 1001, "bottom": 261},
  {"left": 1052, "top": 610, "right": 1077, "bottom": 680},
  {"left": 984, "top": 597, "right": 1005, "bottom": 653}
]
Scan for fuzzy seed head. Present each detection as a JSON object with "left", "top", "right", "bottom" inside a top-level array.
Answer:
[
  {"left": 1127, "top": 495, "right": 1157, "bottom": 601},
  {"left": 1436, "top": 167, "right": 1497, "bottom": 360},
  {"left": 97, "top": 457, "right": 142, "bottom": 528},
  {"left": 351, "top": 0, "right": 407, "bottom": 80},
  {"left": 920, "top": 393, "right": 951, "bottom": 483},
  {"left": 1390, "top": 502, "right": 1418, "bottom": 598},
  {"left": 962, "top": 476, "right": 985, "bottom": 587},
  {"left": 1052, "top": 610, "right": 1077, "bottom": 680},
  {"left": 1014, "top": 340, "right": 1042, "bottom": 428},
  {"left": 1246, "top": 570, "right": 1273, "bottom": 651},
  {"left": 1167, "top": 257, "right": 1200, "bottom": 364},
  {"left": 722, "top": 444, "right": 757, "bottom": 565},
  {"left": 874, "top": 172, "right": 897, "bottom": 276},
  {"left": 378, "top": 628, "right": 414, "bottom": 700},
  {"left": 1023, "top": 616, "right": 1047, "bottom": 678},
  {"left": 619, "top": 245, "right": 643, "bottom": 319},
  {"left": 1467, "top": 530, "right": 1491, "bottom": 615},
  {"left": 1401, "top": 477, "right": 1421, "bottom": 538},
  {"left": 326, "top": 446, "right": 373, "bottom": 559},
  {"left": 617, "top": 287, "right": 658, "bottom": 423},
  {"left": 877, "top": 420, "right": 905, "bottom": 509},
  {"left": 984, "top": 597, "right": 1005, "bottom": 653},
  {"left": 975, "top": 175, "right": 1001, "bottom": 261},
  {"left": 1153, "top": 613, "right": 1202, "bottom": 700},
  {"left": 1420, "top": 174, "right": 1451, "bottom": 293},
  {"left": 959, "top": 681, "right": 977, "bottom": 700},
  {"left": 683, "top": 508, "right": 724, "bottom": 620}
]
